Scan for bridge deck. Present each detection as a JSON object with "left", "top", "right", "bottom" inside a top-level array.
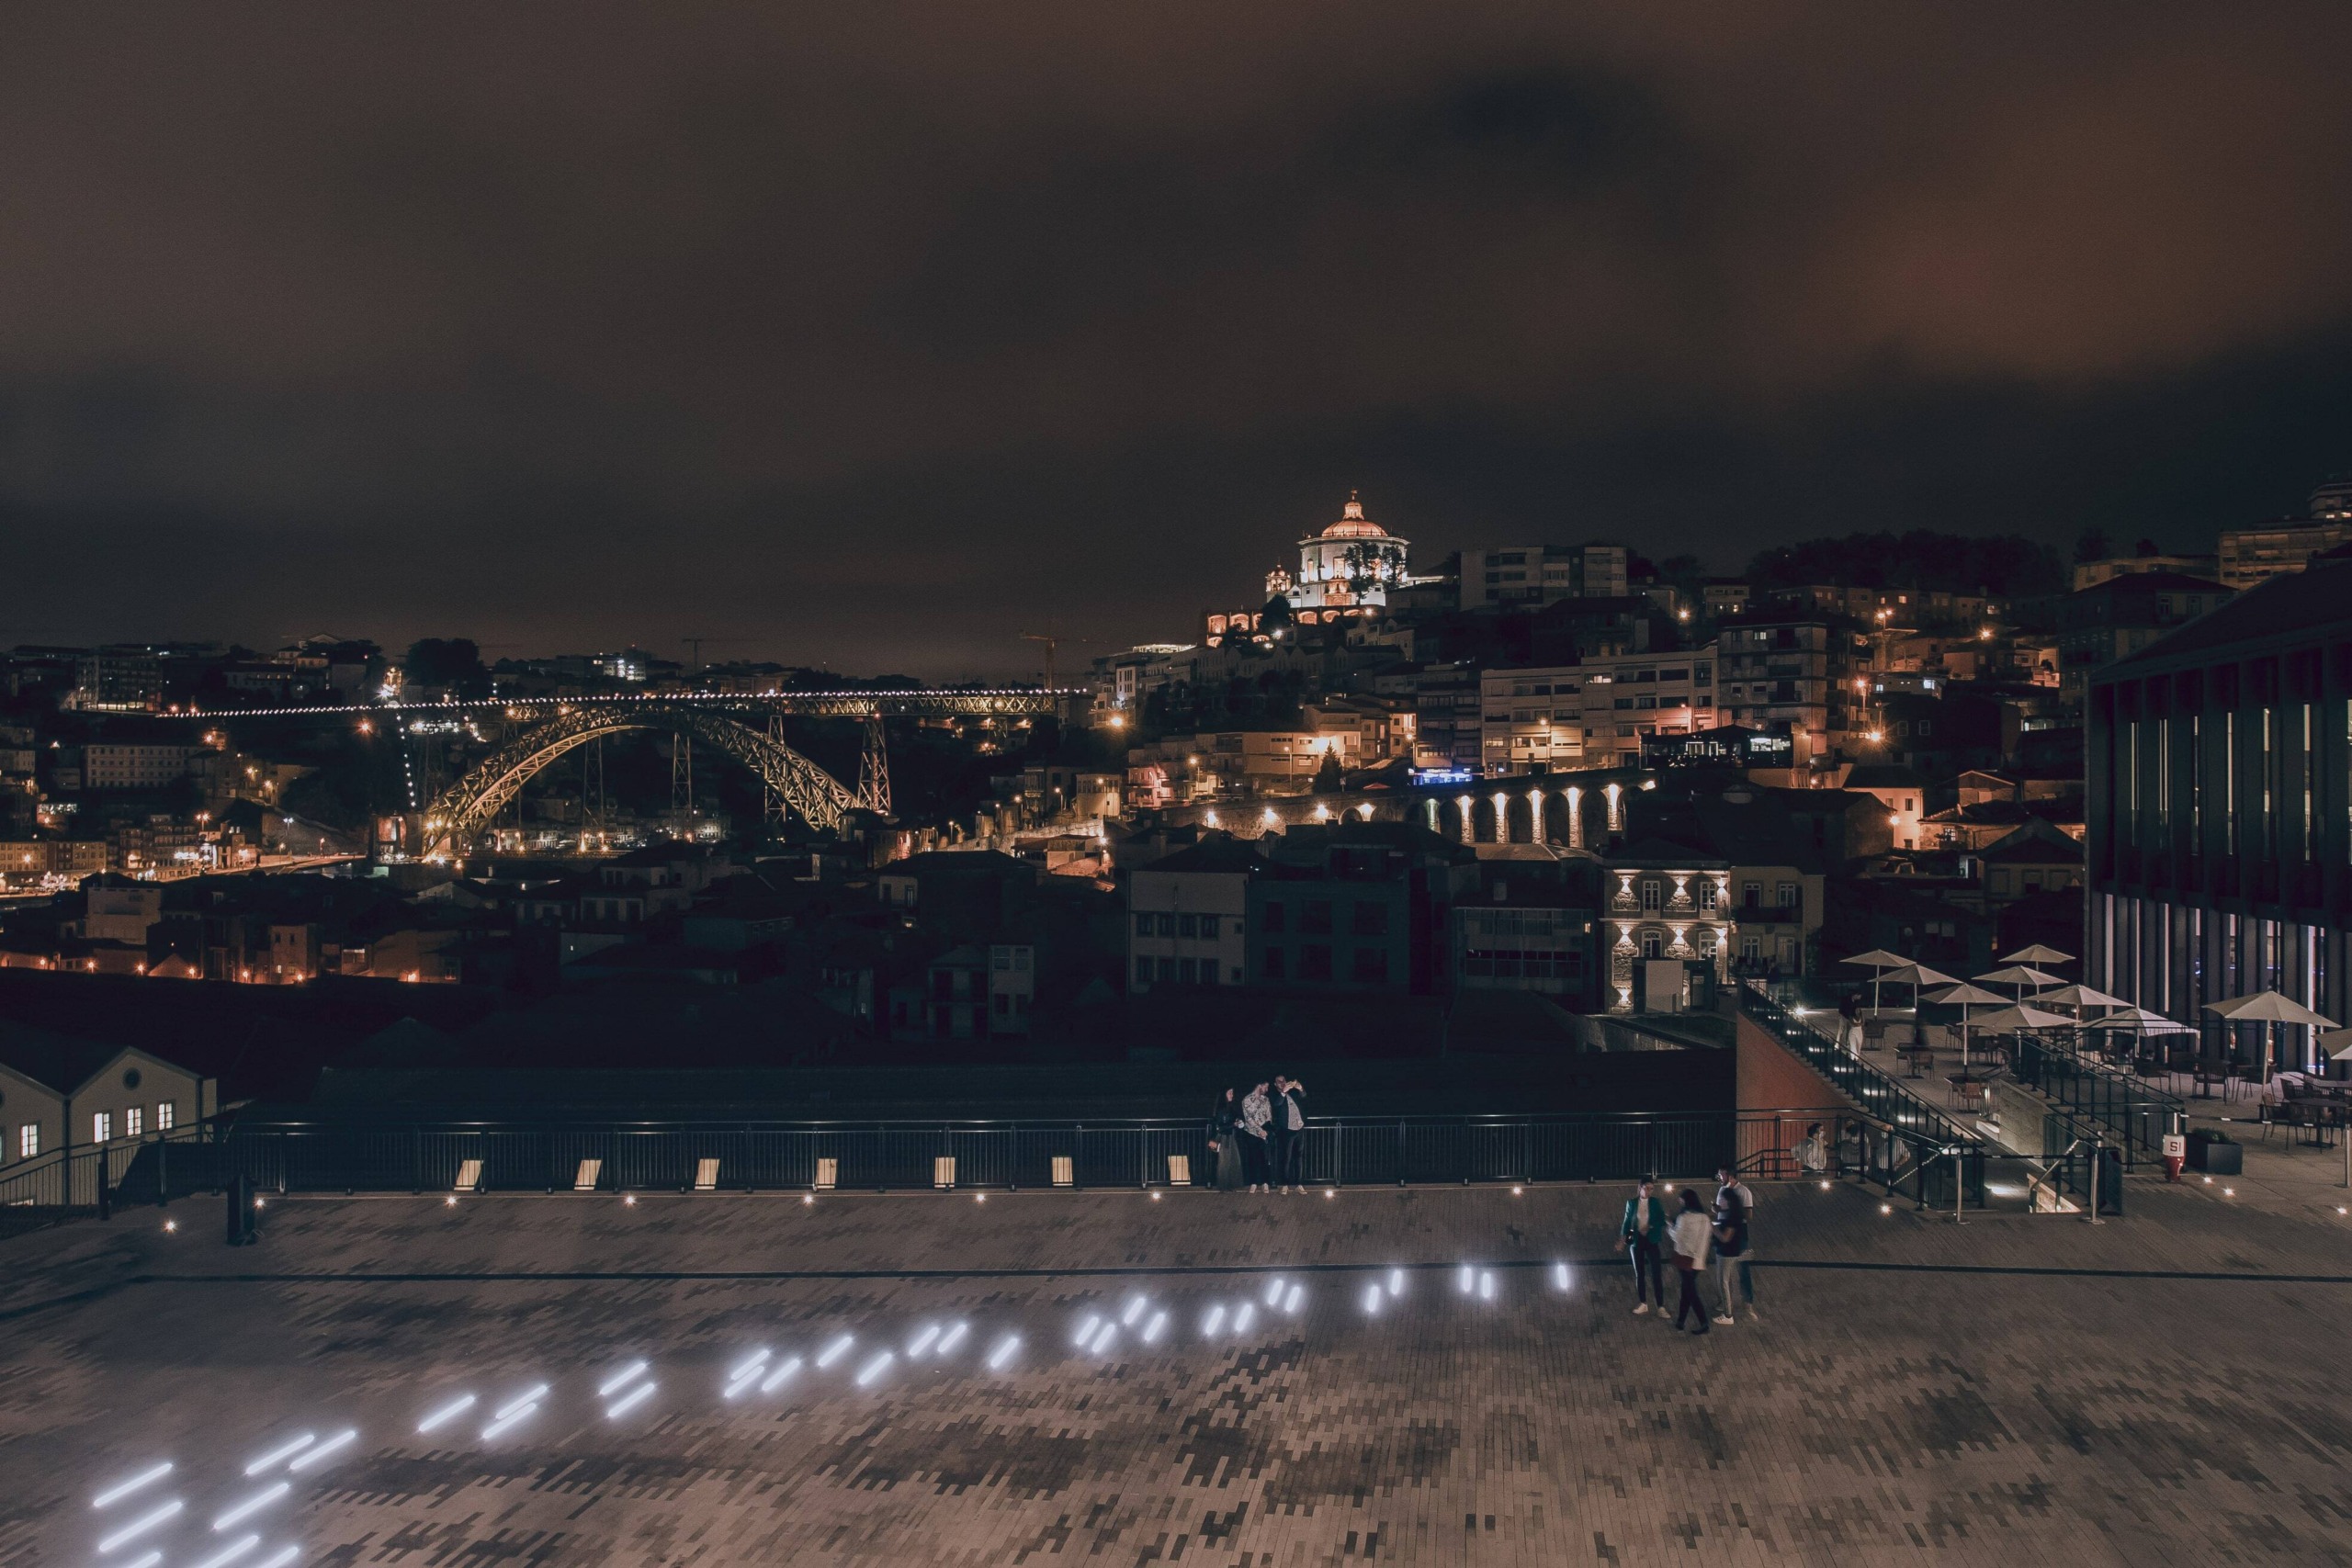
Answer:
[{"left": 5, "top": 1180, "right": 2349, "bottom": 1566}]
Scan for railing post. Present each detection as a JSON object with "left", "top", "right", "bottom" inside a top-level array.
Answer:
[{"left": 1396, "top": 1119, "right": 1407, "bottom": 1187}]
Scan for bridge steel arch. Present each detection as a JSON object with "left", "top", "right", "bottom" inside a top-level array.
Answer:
[{"left": 419, "top": 705, "right": 863, "bottom": 859}]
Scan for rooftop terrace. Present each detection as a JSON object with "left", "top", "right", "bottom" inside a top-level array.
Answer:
[{"left": 4, "top": 1177, "right": 2350, "bottom": 1566}]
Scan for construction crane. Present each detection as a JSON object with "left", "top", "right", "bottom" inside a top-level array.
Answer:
[
  {"left": 1019, "top": 629, "right": 1089, "bottom": 697},
  {"left": 680, "top": 635, "right": 745, "bottom": 673}
]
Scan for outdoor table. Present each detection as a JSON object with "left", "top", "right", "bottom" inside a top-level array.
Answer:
[
  {"left": 1899, "top": 1043, "right": 1933, "bottom": 1078},
  {"left": 1945, "top": 1075, "right": 1989, "bottom": 1111}
]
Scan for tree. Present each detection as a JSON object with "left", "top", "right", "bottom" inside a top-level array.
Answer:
[
  {"left": 1313, "top": 749, "right": 1344, "bottom": 794},
  {"left": 2133, "top": 538, "right": 2161, "bottom": 558},
  {"left": 2073, "top": 529, "right": 2112, "bottom": 564},
  {"left": 402, "top": 637, "right": 489, "bottom": 697}
]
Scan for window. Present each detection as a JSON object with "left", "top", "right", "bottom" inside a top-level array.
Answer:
[
  {"left": 156, "top": 1100, "right": 174, "bottom": 1131},
  {"left": 92, "top": 1111, "right": 112, "bottom": 1144},
  {"left": 1157, "top": 957, "right": 1177, "bottom": 981},
  {"left": 1198, "top": 916, "right": 1220, "bottom": 942},
  {"left": 1261, "top": 901, "right": 1286, "bottom": 933},
  {"left": 125, "top": 1107, "right": 142, "bottom": 1138},
  {"left": 1300, "top": 900, "right": 1333, "bottom": 935},
  {"left": 1299, "top": 944, "right": 1334, "bottom": 980},
  {"left": 1261, "top": 947, "right": 1287, "bottom": 979},
  {"left": 1351, "top": 902, "right": 1390, "bottom": 936},
  {"left": 1157, "top": 912, "right": 1178, "bottom": 937},
  {"left": 1351, "top": 947, "right": 1389, "bottom": 983},
  {"left": 1179, "top": 958, "right": 1199, "bottom": 984},
  {"left": 1639, "top": 880, "right": 1662, "bottom": 911},
  {"left": 1641, "top": 933, "right": 1662, "bottom": 959},
  {"left": 1136, "top": 956, "right": 1152, "bottom": 984},
  {"left": 1134, "top": 912, "right": 1152, "bottom": 937},
  {"left": 1775, "top": 882, "right": 1797, "bottom": 908},
  {"left": 1697, "top": 880, "right": 1719, "bottom": 912},
  {"left": 17, "top": 1123, "right": 35, "bottom": 1159},
  {"left": 1178, "top": 914, "right": 1199, "bottom": 939},
  {"left": 1741, "top": 882, "right": 1762, "bottom": 909}
]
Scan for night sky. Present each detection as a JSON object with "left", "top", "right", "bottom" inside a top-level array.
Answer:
[{"left": 6, "top": 3, "right": 2352, "bottom": 676}]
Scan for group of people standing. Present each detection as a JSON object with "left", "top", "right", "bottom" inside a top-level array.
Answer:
[
  {"left": 1206, "top": 1077, "right": 1308, "bottom": 1192},
  {"left": 1619, "top": 1168, "right": 1756, "bottom": 1333}
]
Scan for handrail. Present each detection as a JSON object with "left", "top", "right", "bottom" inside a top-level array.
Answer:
[
  {"left": 196, "top": 1106, "right": 1862, "bottom": 1197},
  {"left": 1738, "top": 981, "right": 1976, "bottom": 1146},
  {"left": 2013, "top": 1032, "right": 2180, "bottom": 1163}
]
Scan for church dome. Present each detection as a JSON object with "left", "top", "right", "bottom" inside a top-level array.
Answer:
[{"left": 1319, "top": 490, "right": 1389, "bottom": 539}]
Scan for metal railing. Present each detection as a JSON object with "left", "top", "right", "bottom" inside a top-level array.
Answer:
[
  {"left": 0, "top": 1126, "right": 212, "bottom": 1212},
  {"left": 2012, "top": 1034, "right": 2181, "bottom": 1167},
  {"left": 175, "top": 1108, "right": 1875, "bottom": 1198},
  {"left": 1738, "top": 982, "right": 1985, "bottom": 1209},
  {"left": 1739, "top": 982, "right": 1974, "bottom": 1146}
]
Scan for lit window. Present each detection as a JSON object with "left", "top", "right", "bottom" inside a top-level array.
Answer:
[
  {"left": 156, "top": 1100, "right": 175, "bottom": 1131},
  {"left": 93, "top": 1111, "right": 112, "bottom": 1144},
  {"left": 125, "top": 1107, "right": 143, "bottom": 1138},
  {"left": 17, "top": 1123, "right": 36, "bottom": 1159}
]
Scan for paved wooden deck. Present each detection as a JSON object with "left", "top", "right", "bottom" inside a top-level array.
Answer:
[{"left": 4, "top": 1178, "right": 2349, "bottom": 1566}]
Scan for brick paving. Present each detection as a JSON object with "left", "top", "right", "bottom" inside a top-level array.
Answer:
[{"left": 4, "top": 1180, "right": 2351, "bottom": 1566}]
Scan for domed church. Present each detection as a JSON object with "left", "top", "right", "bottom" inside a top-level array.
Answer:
[{"left": 1265, "top": 491, "right": 1411, "bottom": 612}]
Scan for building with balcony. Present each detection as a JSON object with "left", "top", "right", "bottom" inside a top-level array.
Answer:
[
  {"left": 2086, "top": 554, "right": 2352, "bottom": 1069},
  {"left": 1599, "top": 783, "right": 1828, "bottom": 1010},
  {"left": 1716, "top": 617, "right": 1844, "bottom": 764}
]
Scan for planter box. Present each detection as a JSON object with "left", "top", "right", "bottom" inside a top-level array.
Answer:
[{"left": 2186, "top": 1129, "right": 2242, "bottom": 1175}]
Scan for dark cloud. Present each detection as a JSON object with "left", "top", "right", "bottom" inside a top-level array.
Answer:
[{"left": 2, "top": 2, "right": 2349, "bottom": 670}]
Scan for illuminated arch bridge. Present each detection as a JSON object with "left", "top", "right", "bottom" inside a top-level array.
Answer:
[{"left": 419, "top": 704, "right": 880, "bottom": 860}]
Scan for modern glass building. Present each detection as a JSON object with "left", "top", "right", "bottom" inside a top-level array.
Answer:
[{"left": 2086, "top": 551, "right": 2352, "bottom": 1069}]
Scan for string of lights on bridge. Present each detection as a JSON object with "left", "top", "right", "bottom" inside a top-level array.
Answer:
[{"left": 145, "top": 690, "right": 1078, "bottom": 723}]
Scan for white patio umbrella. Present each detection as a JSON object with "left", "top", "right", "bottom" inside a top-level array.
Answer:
[
  {"left": 2206, "top": 991, "right": 2341, "bottom": 1088},
  {"left": 2324, "top": 1025, "right": 2352, "bottom": 1062},
  {"left": 1926, "top": 981, "right": 2007, "bottom": 1068},
  {"left": 2001, "top": 943, "right": 2075, "bottom": 965},
  {"left": 1841, "top": 949, "right": 1913, "bottom": 1013},
  {"left": 1976, "top": 964, "right": 2065, "bottom": 999},
  {"left": 2039, "top": 983, "right": 2131, "bottom": 1014}
]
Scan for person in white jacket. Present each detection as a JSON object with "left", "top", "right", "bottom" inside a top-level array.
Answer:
[{"left": 1668, "top": 1187, "right": 1714, "bottom": 1333}]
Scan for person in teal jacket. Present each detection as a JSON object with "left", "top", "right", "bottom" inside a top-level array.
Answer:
[{"left": 1620, "top": 1179, "right": 1670, "bottom": 1314}]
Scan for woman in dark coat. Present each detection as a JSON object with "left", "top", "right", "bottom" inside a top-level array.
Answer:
[{"left": 1209, "top": 1088, "right": 1245, "bottom": 1190}]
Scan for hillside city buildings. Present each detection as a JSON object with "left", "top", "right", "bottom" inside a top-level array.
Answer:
[{"left": 0, "top": 467, "right": 2346, "bottom": 1127}]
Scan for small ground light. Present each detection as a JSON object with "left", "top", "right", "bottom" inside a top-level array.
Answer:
[
  {"left": 1457, "top": 1264, "right": 1476, "bottom": 1295},
  {"left": 1151, "top": 1191, "right": 1160, "bottom": 1201},
  {"left": 254, "top": 1197, "right": 265, "bottom": 1210},
  {"left": 164, "top": 1219, "right": 177, "bottom": 1233},
  {"left": 2203, "top": 1176, "right": 2213, "bottom": 1184},
  {"left": 2223, "top": 1188, "right": 2234, "bottom": 1196},
  {"left": 445, "top": 1195, "right": 457, "bottom": 1207},
  {"left": 1552, "top": 1262, "right": 1572, "bottom": 1292},
  {"left": 624, "top": 1194, "right": 637, "bottom": 1206},
  {"left": 1324, "top": 1188, "right": 1335, "bottom": 1199},
  {"left": 1511, "top": 1185, "right": 1522, "bottom": 1196},
  {"left": 1880, "top": 1203, "right": 1893, "bottom": 1214},
  {"left": 1477, "top": 1271, "right": 1496, "bottom": 1301},
  {"left": 974, "top": 1193, "right": 986, "bottom": 1203},
  {"left": 1362, "top": 1284, "right": 1382, "bottom": 1314},
  {"left": 803, "top": 1194, "right": 815, "bottom": 1204},
  {"left": 1819, "top": 1180, "right": 1832, "bottom": 1191}
]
